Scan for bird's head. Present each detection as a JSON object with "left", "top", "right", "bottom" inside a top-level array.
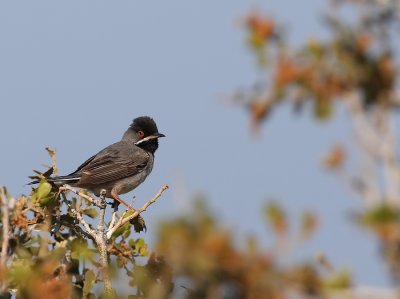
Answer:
[{"left": 122, "top": 116, "right": 165, "bottom": 153}]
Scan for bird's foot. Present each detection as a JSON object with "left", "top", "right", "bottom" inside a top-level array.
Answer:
[{"left": 109, "top": 200, "right": 120, "bottom": 210}]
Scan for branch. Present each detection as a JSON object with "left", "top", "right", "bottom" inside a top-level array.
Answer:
[
  {"left": 106, "top": 184, "right": 169, "bottom": 240},
  {"left": 60, "top": 192, "right": 96, "bottom": 238},
  {"left": 345, "top": 93, "right": 383, "bottom": 205},
  {"left": 97, "top": 190, "right": 107, "bottom": 233},
  {"left": 345, "top": 93, "right": 400, "bottom": 206},
  {"left": 58, "top": 220, "right": 94, "bottom": 240},
  {"left": 108, "top": 207, "right": 119, "bottom": 231},
  {"left": 59, "top": 183, "right": 167, "bottom": 296},
  {"left": 71, "top": 210, "right": 96, "bottom": 238},
  {"left": 45, "top": 147, "right": 59, "bottom": 176},
  {"left": 375, "top": 109, "right": 400, "bottom": 205},
  {"left": 94, "top": 190, "right": 116, "bottom": 298},
  {"left": 0, "top": 187, "right": 10, "bottom": 267},
  {"left": 59, "top": 185, "right": 104, "bottom": 208}
]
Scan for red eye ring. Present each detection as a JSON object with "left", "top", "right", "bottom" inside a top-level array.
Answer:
[{"left": 138, "top": 131, "right": 145, "bottom": 138}]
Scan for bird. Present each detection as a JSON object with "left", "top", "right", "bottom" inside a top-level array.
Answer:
[{"left": 30, "top": 116, "right": 165, "bottom": 211}]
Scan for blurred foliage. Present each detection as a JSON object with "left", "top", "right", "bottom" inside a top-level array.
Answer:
[
  {"left": 236, "top": 1, "right": 400, "bottom": 132},
  {"left": 149, "top": 199, "right": 351, "bottom": 298},
  {"left": 357, "top": 203, "right": 400, "bottom": 283},
  {"left": 236, "top": 0, "right": 400, "bottom": 289},
  {"left": 323, "top": 145, "right": 346, "bottom": 170}
]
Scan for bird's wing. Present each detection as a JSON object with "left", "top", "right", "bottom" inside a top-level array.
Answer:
[
  {"left": 74, "top": 154, "right": 97, "bottom": 172},
  {"left": 76, "top": 142, "right": 150, "bottom": 185}
]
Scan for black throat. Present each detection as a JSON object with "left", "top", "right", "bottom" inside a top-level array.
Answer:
[{"left": 136, "top": 139, "right": 159, "bottom": 155}]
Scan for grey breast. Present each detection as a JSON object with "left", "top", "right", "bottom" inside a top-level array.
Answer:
[{"left": 115, "top": 152, "right": 154, "bottom": 195}]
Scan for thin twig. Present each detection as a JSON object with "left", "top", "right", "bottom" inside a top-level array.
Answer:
[
  {"left": 0, "top": 187, "right": 10, "bottom": 268},
  {"left": 46, "top": 147, "right": 59, "bottom": 177},
  {"left": 375, "top": 109, "right": 400, "bottom": 205},
  {"left": 108, "top": 207, "right": 119, "bottom": 231},
  {"left": 59, "top": 185, "right": 103, "bottom": 207},
  {"left": 106, "top": 184, "right": 168, "bottom": 240},
  {"left": 345, "top": 93, "right": 382, "bottom": 205},
  {"left": 70, "top": 211, "right": 95, "bottom": 237},
  {"left": 58, "top": 220, "right": 94, "bottom": 240},
  {"left": 60, "top": 192, "right": 96, "bottom": 238},
  {"left": 345, "top": 93, "right": 400, "bottom": 206}
]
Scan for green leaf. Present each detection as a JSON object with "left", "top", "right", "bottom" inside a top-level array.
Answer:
[
  {"left": 123, "top": 210, "right": 135, "bottom": 218},
  {"left": 83, "top": 269, "right": 96, "bottom": 298},
  {"left": 324, "top": 269, "right": 352, "bottom": 289},
  {"left": 71, "top": 238, "right": 95, "bottom": 261},
  {"left": 264, "top": 201, "right": 287, "bottom": 235},
  {"left": 9, "top": 259, "right": 32, "bottom": 284},
  {"left": 137, "top": 238, "right": 147, "bottom": 254},
  {"left": 122, "top": 229, "right": 131, "bottom": 239},
  {"left": 29, "top": 246, "right": 40, "bottom": 256},
  {"left": 83, "top": 208, "right": 98, "bottom": 219},
  {"left": 135, "top": 238, "right": 145, "bottom": 248},
  {"left": 129, "top": 238, "right": 148, "bottom": 256},
  {"left": 112, "top": 221, "right": 130, "bottom": 239},
  {"left": 37, "top": 181, "right": 52, "bottom": 199},
  {"left": 29, "top": 193, "right": 37, "bottom": 203},
  {"left": 15, "top": 247, "right": 32, "bottom": 259},
  {"left": 300, "top": 211, "right": 317, "bottom": 238},
  {"left": 314, "top": 98, "right": 332, "bottom": 120},
  {"left": 138, "top": 246, "right": 148, "bottom": 257},
  {"left": 39, "top": 193, "right": 55, "bottom": 206},
  {"left": 358, "top": 203, "right": 400, "bottom": 226}
]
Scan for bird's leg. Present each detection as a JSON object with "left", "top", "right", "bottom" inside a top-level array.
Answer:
[{"left": 110, "top": 192, "right": 135, "bottom": 212}]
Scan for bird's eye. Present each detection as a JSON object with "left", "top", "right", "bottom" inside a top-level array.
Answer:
[{"left": 138, "top": 131, "right": 145, "bottom": 138}]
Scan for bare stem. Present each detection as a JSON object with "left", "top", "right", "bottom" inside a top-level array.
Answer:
[
  {"left": 106, "top": 184, "right": 169, "bottom": 240},
  {"left": 60, "top": 192, "right": 96, "bottom": 238},
  {"left": 0, "top": 187, "right": 10, "bottom": 267},
  {"left": 59, "top": 185, "right": 103, "bottom": 207},
  {"left": 345, "top": 93, "right": 400, "bottom": 206},
  {"left": 97, "top": 190, "right": 107, "bottom": 233},
  {"left": 95, "top": 190, "right": 115, "bottom": 298},
  {"left": 108, "top": 207, "right": 119, "bottom": 231},
  {"left": 46, "top": 147, "right": 59, "bottom": 176},
  {"left": 345, "top": 93, "right": 382, "bottom": 205}
]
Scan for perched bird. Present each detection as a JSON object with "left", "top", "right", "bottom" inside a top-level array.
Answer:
[{"left": 31, "top": 116, "right": 165, "bottom": 210}]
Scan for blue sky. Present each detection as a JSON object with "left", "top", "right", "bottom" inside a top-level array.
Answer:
[{"left": 0, "top": 1, "right": 390, "bottom": 286}]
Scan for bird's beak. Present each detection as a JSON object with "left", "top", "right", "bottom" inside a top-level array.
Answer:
[
  {"left": 145, "top": 133, "right": 166, "bottom": 140},
  {"left": 135, "top": 133, "right": 165, "bottom": 145}
]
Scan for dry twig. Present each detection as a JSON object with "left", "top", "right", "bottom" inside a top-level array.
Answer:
[
  {"left": 0, "top": 187, "right": 10, "bottom": 267},
  {"left": 59, "top": 185, "right": 104, "bottom": 207},
  {"left": 60, "top": 192, "right": 96, "bottom": 238},
  {"left": 46, "top": 147, "right": 59, "bottom": 176},
  {"left": 106, "top": 184, "right": 169, "bottom": 240}
]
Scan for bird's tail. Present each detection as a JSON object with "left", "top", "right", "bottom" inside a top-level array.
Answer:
[
  {"left": 29, "top": 175, "right": 80, "bottom": 185},
  {"left": 28, "top": 167, "right": 80, "bottom": 185}
]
